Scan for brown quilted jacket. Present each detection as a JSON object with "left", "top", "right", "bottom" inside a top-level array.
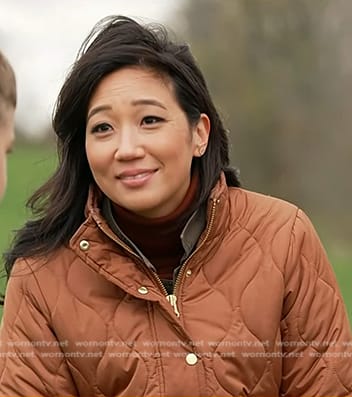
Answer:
[{"left": 0, "top": 174, "right": 351, "bottom": 396}]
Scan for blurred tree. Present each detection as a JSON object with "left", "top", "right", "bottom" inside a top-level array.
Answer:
[{"left": 176, "top": 0, "right": 352, "bottom": 248}]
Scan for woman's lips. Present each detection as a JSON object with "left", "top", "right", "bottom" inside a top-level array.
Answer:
[{"left": 117, "top": 169, "right": 157, "bottom": 187}]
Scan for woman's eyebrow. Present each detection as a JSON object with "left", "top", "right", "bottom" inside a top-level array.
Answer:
[
  {"left": 131, "top": 98, "right": 167, "bottom": 110},
  {"left": 87, "top": 104, "right": 112, "bottom": 121}
]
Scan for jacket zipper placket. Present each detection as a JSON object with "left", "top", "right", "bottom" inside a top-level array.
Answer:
[
  {"left": 94, "top": 197, "right": 218, "bottom": 318},
  {"left": 169, "top": 198, "right": 219, "bottom": 317}
]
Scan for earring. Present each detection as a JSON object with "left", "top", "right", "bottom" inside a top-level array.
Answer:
[{"left": 198, "top": 145, "right": 206, "bottom": 156}]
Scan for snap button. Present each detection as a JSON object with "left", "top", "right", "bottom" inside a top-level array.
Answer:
[
  {"left": 79, "top": 240, "right": 90, "bottom": 251},
  {"left": 185, "top": 269, "right": 192, "bottom": 277},
  {"left": 138, "top": 286, "right": 149, "bottom": 295},
  {"left": 185, "top": 352, "right": 198, "bottom": 365}
]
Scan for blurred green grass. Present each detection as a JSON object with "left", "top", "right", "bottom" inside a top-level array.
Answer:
[
  {"left": 0, "top": 144, "right": 57, "bottom": 318},
  {"left": 0, "top": 144, "right": 57, "bottom": 257},
  {"left": 0, "top": 145, "right": 351, "bottom": 325},
  {"left": 332, "top": 256, "right": 352, "bottom": 325}
]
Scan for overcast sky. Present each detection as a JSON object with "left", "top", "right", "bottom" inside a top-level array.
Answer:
[{"left": 0, "top": 0, "right": 182, "bottom": 138}]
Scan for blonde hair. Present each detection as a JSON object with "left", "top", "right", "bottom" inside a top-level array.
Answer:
[{"left": 0, "top": 50, "right": 16, "bottom": 114}]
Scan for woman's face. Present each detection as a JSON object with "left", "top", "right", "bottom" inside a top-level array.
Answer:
[
  {"left": 85, "top": 67, "right": 209, "bottom": 218},
  {"left": 0, "top": 105, "right": 15, "bottom": 201}
]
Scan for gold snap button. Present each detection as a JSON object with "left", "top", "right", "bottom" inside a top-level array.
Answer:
[
  {"left": 185, "top": 269, "right": 192, "bottom": 277},
  {"left": 138, "top": 286, "right": 149, "bottom": 295},
  {"left": 185, "top": 353, "right": 198, "bottom": 365},
  {"left": 79, "top": 240, "right": 90, "bottom": 251}
]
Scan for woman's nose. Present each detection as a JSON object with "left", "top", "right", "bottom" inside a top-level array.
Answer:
[{"left": 114, "top": 128, "right": 145, "bottom": 161}]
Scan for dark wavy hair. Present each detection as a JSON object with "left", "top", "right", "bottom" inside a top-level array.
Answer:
[{"left": 3, "top": 15, "right": 240, "bottom": 277}]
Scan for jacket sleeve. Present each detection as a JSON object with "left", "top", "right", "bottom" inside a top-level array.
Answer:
[
  {"left": 280, "top": 209, "right": 352, "bottom": 396},
  {"left": 0, "top": 260, "right": 78, "bottom": 396}
]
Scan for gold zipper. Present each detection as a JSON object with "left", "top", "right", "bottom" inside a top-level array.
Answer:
[
  {"left": 166, "top": 294, "right": 180, "bottom": 317},
  {"left": 93, "top": 196, "right": 219, "bottom": 318},
  {"left": 170, "top": 198, "right": 219, "bottom": 316}
]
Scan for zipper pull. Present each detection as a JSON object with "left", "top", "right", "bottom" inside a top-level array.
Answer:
[{"left": 166, "top": 294, "right": 180, "bottom": 317}]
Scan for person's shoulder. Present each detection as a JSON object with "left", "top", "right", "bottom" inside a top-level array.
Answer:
[
  {"left": 228, "top": 187, "right": 299, "bottom": 221},
  {"left": 224, "top": 188, "right": 303, "bottom": 266},
  {"left": 5, "top": 246, "right": 74, "bottom": 316},
  {"left": 224, "top": 187, "right": 302, "bottom": 247},
  {"left": 9, "top": 246, "right": 74, "bottom": 291},
  {"left": 11, "top": 245, "right": 75, "bottom": 277}
]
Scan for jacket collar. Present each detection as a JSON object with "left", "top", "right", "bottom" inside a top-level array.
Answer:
[
  {"left": 84, "top": 171, "right": 230, "bottom": 251},
  {"left": 69, "top": 172, "right": 232, "bottom": 297}
]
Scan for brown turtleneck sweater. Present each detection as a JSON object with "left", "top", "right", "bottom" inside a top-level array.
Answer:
[{"left": 111, "top": 173, "right": 199, "bottom": 280}]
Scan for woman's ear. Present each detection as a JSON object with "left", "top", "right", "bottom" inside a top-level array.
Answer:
[{"left": 193, "top": 113, "right": 211, "bottom": 157}]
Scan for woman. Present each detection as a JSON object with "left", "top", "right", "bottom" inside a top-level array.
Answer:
[
  {"left": 0, "top": 50, "right": 16, "bottom": 201},
  {"left": 0, "top": 16, "right": 351, "bottom": 397}
]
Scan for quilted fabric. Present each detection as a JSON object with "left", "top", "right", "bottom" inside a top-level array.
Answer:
[{"left": 0, "top": 174, "right": 351, "bottom": 396}]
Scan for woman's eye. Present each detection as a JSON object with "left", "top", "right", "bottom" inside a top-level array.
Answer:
[
  {"left": 142, "top": 116, "right": 164, "bottom": 125},
  {"left": 91, "top": 123, "right": 112, "bottom": 133}
]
